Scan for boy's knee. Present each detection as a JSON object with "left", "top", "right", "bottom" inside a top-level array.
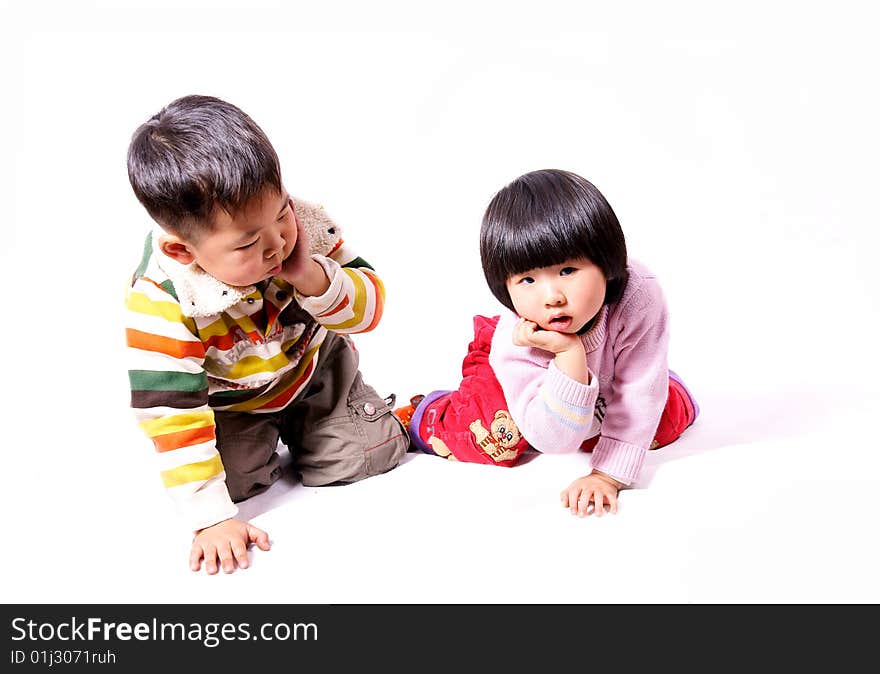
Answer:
[
  {"left": 297, "top": 390, "right": 409, "bottom": 486},
  {"left": 224, "top": 451, "right": 284, "bottom": 502},
  {"left": 359, "top": 401, "right": 409, "bottom": 477}
]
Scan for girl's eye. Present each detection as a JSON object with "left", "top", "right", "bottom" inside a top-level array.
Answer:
[
  {"left": 560, "top": 267, "right": 576, "bottom": 276},
  {"left": 519, "top": 277, "right": 534, "bottom": 285},
  {"left": 237, "top": 240, "right": 258, "bottom": 250}
]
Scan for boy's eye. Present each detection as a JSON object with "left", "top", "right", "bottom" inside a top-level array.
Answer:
[
  {"left": 237, "top": 240, "right": 258, "bottom": 250},
  {"left": 560, "top": 267, "right": 576, "bottom": 276}
]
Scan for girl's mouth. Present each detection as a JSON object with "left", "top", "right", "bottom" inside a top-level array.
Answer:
[{"left": 548, "top": 315, "right": 572, "bottom": 331}]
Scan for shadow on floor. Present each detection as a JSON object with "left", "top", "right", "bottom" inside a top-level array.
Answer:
[{"left": 637, "top": 388, "right": 829, "bottom": 486}]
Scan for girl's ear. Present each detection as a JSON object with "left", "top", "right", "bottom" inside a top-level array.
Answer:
[{"left": 157, "top": 234, "right": 196, "bottom": 265}]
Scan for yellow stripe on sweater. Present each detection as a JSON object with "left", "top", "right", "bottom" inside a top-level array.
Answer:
[
  {"left": 196, "top": 315, "right": 236, "bottom": 340},
  {"left": 160, "top": 454, "right": 224, "bottom": 488},
  {"left": 322, "top": 269, "right": 368, "bottom": 331},
  {"left": 224, "top": 344, "right": 320, "bottom": 412},
  {"left": 224, "top": 349, "right": 294, "bottom": 380},
  {"left": 126, "top": 291, "right": 185, "bottom": 323},
  {"left": 139, "top": 410, "right": 215, "bottom": 438},
  {"left": 538, "top": 387, "right": 593, "bottom": 426}
]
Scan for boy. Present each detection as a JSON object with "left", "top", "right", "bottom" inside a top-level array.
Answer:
[{"left": 125, "top": 95, "right": 408, "bottom": 574}]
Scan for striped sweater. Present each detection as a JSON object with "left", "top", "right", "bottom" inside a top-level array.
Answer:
[{"left": 125, "top": 200, "right": 385, "bottom": 531}]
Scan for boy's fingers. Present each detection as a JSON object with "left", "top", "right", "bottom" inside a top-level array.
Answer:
[
  {"left": 189, "top": 545, "right": 204, "bottom": 572},
  {"left": 231, "top": 539, "right": 249, "bottom": 570},
  {"left": 203, "top": 546, "right": 219, "bottom": 575},
  {"left": 217, "top": 544, "right": 236, "bottom": 574},
  {"left": 248, "top": 525, "right": 271, "bottom": 550}
]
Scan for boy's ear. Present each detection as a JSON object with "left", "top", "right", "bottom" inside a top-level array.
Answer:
[{"left": 157, "top": 234, "right": 196, "bottom": 265}]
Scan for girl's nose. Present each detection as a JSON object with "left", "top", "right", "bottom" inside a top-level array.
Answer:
[{"left": 544, "top": 284, "right": 565, "bottom": 306}]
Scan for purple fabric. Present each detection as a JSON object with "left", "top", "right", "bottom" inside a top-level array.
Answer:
[{"left": 407, "top": 389, "right": 451, "bottom": 453}]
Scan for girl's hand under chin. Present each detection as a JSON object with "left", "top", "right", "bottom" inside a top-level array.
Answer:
[
  {"left": 513, "top": 318, "right": 590, "bottom": 384},
  {"left": 512, "top": 318, "right": 581, "bottom": 354}
]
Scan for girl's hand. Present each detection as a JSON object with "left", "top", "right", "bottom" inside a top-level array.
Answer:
[
  {"left": 512, "top": 318, "right": 580, "bottom": 354},
  {"left": 560, "top": 470, "right": 624, "bottom": 517},
  {"left": 513, "top": 318, "right": 589, "bottom": 383}
]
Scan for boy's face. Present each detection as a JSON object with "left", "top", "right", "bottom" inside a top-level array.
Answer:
[
  {"left": 506, "top": 256, "right": 606, "bottom": 333},
  {"left": 159, "top": 187, "right": 297, "bottom": 287}
]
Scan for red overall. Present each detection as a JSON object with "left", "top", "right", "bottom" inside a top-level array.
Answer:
[{"left": 407, "top": 315, "right": 697, "bottom": 467}]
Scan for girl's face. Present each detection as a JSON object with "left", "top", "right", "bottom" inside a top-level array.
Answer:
[{"left": 506, "top": 256, "right": 606, "bottom": 333}]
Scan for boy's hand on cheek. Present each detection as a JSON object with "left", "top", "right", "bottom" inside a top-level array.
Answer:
[{"left": 278, "top": 215, "right": 330, "bottom": 297}]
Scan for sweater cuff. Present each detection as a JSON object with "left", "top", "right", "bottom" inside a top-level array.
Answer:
[
  {"left": 295, "top": 254, "right": 344, "bottom": 315},
  {"left": 590, "top": 437, "right": 646, "bottom": 486},
  {"left": 546, "top": 359, "right": 599, "bottom": 408},
  {"left": 172, "top": 477, "right": 240, "bottom": 533}
]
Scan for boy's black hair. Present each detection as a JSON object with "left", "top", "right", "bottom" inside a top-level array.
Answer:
[
  {"left": 127, "top": 95, "right": 282, "bottom": 241},
  {"left": 480, "top": 169, "right": 629, "bottom": 312}
]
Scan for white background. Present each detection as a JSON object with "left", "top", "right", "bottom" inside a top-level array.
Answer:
[{"left": 1, "top": 0, "right": 879, "bottom": 603}]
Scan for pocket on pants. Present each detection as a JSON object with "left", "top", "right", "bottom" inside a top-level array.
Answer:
[{"left": 349, "top": 390, "right": 409, "bottom": 476}]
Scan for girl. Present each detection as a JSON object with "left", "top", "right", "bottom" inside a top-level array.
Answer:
[{"left": 396, "top": 169, "right": 698, "bottom": 517}]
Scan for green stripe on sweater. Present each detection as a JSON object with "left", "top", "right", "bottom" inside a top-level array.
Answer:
[
  {"left": 128, "top": 369, "right": 207, "bottom": 392},
  {"left": 131, "top": 233, "right": 153, "bottom": 285}
]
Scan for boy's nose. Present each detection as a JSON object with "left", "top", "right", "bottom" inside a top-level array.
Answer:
[{"left": 264, "top": 229, "right": 286, "bottom": 257}]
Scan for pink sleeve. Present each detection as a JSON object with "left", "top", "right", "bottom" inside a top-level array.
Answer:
[
  {"left": 591, "top": 280, "right": 669, "bottom": 485},
  {"left": 489, "top": 312, "right": 600, "bottom": 453}
]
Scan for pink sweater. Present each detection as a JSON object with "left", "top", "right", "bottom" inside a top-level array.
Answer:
[{"left": 488, "top": 259, "right": 669, "bottom": 485}]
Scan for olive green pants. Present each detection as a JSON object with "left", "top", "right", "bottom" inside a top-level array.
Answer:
[{"left": 214, "top": 331, "right": 409, "bottom": 502}]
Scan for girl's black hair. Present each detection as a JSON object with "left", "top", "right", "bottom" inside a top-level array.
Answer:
[
  {"left": 480, "top": 169, "right": 628, "bottom": 312},
  {"left": 127, "top": 95, "right": 282, "bottom": 241}
]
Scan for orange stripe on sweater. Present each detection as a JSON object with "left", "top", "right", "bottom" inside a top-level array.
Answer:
[
  {"left": 152, "top": 425, "right": 216, "bottom": 453},
  {"left": 257, "top": 358, "right": 315, "bottom": 410},
  {"left": 126, "top": 329, "right": 205, "bottom": 359},
  {"left": 139, "top": 277, "right": 172, "bottom": 295},
  {"left": 328, "top": 238, "right": 344, "bottom": 255},
  {"left": 362, "top": 270, "right": 385, "bottom": 332},
  {"left": 318, "top": 294, "right": 350, "bottom": 319},
  {"left": 203, "top": 327, "right": 263, "bottom": 351},
  {"left": 203, "top": 331, "right": 236, "bottom": 351}
]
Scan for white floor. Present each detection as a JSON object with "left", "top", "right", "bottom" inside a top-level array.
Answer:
[
  {"left": 2, "top": 1, "right": 879, "bottom": 604},
  {"left": 4, "top": 382, "right": 878, "bottom": 604}
]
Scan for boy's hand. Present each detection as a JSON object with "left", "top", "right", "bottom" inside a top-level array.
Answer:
[
  {"left": 279, "top": 202, "right": 330, "bottom": 297},
  {"left": 560, "top": 470, "right": 624, "bottom": 517},
  {"left": 190, "top": 518, "right": 271, "bottom": 574}
]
